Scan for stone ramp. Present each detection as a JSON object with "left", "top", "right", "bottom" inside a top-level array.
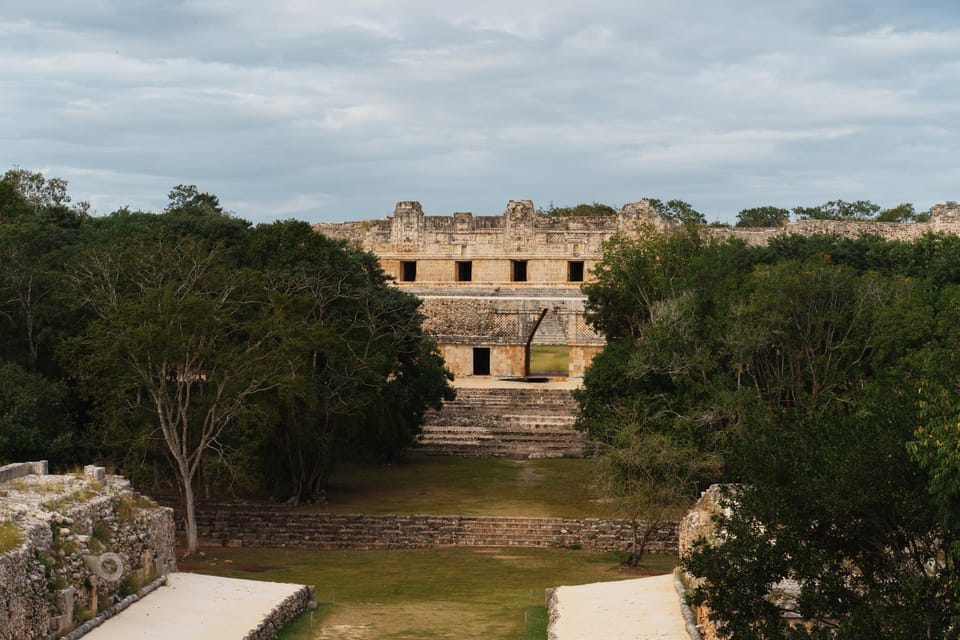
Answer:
[
  {"left": 82, "top": 572, "right": 313, "bottom": 640},
  {"left": 547, "top": 573, "right": 692, "bottom": 640}
]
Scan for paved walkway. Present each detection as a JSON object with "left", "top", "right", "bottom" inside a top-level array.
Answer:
[
  {"left": 548, "top": 573, "right": 690, "bottom": 640},
  {"left": 84, "top": 573, "right": 307, "bottom": 640}
]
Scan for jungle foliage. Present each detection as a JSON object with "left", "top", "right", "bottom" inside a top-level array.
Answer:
[
  {"left": 577, "top": 228, "right": 960, "bottom": 637},
  {"left": 0, "top": 171, "right": 452, "bottom": 552}
]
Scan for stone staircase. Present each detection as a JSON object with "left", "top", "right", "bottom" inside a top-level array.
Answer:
[{"left": 416, "top": 387, "right": 586, "bottom": 458}]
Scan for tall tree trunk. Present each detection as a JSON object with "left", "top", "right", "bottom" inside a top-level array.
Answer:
[{"left": 177, "top": 462, "right": 199, "bottom": 554}]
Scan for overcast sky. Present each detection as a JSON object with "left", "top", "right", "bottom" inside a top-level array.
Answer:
[{"left": 2, "top": 1, "right": 958, "bottom": 224}]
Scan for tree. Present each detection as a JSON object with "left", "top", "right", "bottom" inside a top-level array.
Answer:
[
  {"left": 0, "top": 362, "right": 75, "bottom": 465},
  {"left": 875, "top": 202, "right": 930, "bottom": 223},
  {"left": 793, "top": 199, "right": 880, "bottom": 221},
  {"left": 538, "top": 202, "right": 618, "bottom": 217},
  {"left": 644, "top": 198, "right": 707, "bottom": 225},
  {"left": 579, "top": 227, "right": 957, "bottom": 635},
  {"left": 166, "top": 184, "right": 225, "bottom": 216},
  {"left": 0, "top": 168, "right": 89, "bottom": 217},
  {"left": 735, "top": 206, "right": 790, "bottom": 228},
  {"left": 244, "top": 221, "right": 452, "bottom": 502},
  {"left": 66, "top": 233, "right": 279, "bottom": 553}
]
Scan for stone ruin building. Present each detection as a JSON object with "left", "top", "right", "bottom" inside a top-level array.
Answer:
[
  {"left": 314, "top": 199, "right": 674, "bottom": 379},
  {"left": 315, "top": 198, "right": 960, "bottom": 381},
  {"left": 315, "top": 199, "right": 960, "bottom": 459}
]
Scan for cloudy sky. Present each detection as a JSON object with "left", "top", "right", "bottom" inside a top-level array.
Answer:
[{"left": 2, "top": 1, "right": 958, "bottom": 224}]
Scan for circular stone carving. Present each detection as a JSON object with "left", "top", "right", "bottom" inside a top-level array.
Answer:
[{"left": 94, "top": 553, "right": 124, "bottom": 581}]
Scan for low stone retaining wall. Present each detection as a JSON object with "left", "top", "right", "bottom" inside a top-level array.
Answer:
[
  {"left": 243, "top": 584, "right": 316, "bottom": 640},
  {"left": 0, "top": 460, "right": 48, "bottom": 483},
  {"left": 178, "top": 505, "right": 678, "bottom": 554}
]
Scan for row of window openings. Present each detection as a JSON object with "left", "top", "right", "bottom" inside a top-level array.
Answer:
[{"left": 400, "top": 260, "right": 584, "bottom": 283}]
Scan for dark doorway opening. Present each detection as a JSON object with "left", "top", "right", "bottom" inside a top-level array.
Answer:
[
  {"left": 472, "top": 347, "right": 491, "bottom": 375},
  {"left": 568, "top": 261, "right": 584, "bottom": 282},
  {"left": 456, "top": 261, "right": 473, "bottom": 282},
  {"left": 400, "top": 261, "right": 417, "bottom": 282},
  {"left": 511, "top": 260, "right": 528, "bottom": 282}
]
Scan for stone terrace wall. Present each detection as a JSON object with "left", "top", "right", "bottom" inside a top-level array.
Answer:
[
  {"left": 717, "top": 202, "right": 960, "bottom": 246},
  {"left": 181, "top": 506, "right": 678, "bottom": 555}
]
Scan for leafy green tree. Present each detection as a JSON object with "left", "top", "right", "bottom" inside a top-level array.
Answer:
[
  {"left": 793, "top": 199, "right": 880, "bottom": 221},
  {"left": 166, "top": 184, "right": 225, "bottom": 216},
  {"left": 735, "top": 205, "right": 790, "bottom": 227},
  {"left": 0, "top": 362, "right": 75, "bottom": 465},
  {"left": 875, "top": 202, "right": 931, "bottom": 223},
  {"left": 538, "top": 202, "right": 618, "bottom": 217},
  {"left": 580, "top": 227, "right": 958, "bottom": 634},
  {"left": 66, "top": 233, "right": 280, "bottom": 553},
  {"left": 644, "top": 198, "right": 707, "bottom": 225},
  {"left": 0, "top": 168, "right": 89, "bottom": 217},
  {"left": 244, "top": 221, "right": 452, "bottom": 502}
]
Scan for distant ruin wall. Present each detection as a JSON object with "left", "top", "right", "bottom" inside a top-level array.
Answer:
[
  {"left": 178, "top": 507, "right": 678, "bottom": 555},
  {"left": 314, "top": 199, "right": 668, "bottom": 259},
  {"left": 315, "top": 200, "right": 960, "bottom": 256},
  {"left": 315, "top": 199, "right": 960, "bottom": 378}
]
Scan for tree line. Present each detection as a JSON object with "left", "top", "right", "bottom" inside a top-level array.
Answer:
[
  {"left": 539, "top": 198, "right": 934, "bottom": 227},
  {"left": 0, "top": 169, "right": 452, "bottom": 553},
  {"left": 576, "top": 227, "right": 960, "bottom": 637}
]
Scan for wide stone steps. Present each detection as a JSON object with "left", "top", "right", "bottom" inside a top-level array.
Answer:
[{"left": 416, "top": 386, "right": 584, "bottom": 457}]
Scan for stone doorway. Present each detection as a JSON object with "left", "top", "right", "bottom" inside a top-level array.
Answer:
[{"left": 472, "top": 347, "right": 491, "bottom": 375}]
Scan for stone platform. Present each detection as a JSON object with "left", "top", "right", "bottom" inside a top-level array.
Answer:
[
  {"left": 546, "top": 573, "right": 693, "bottom": 640},
  {"left": 82, "top": 572, "right": 314, "bottom": 640}
]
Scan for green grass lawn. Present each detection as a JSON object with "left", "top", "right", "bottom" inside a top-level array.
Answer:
[
  {"left": 181, "top": 546, "right": 676, "bottom": 640},
  {"left": 528, "top": 345, "right": 569, "bottom": 375},
  {"left": 306, "top": 454, "right": 614, "bottom": 519}
]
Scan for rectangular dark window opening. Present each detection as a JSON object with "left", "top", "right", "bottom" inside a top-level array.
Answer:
[
  {"left": 568, "top": 261, "right": 585, "bottom": 282},
  {"left": 456, "top": 261, "right": 473, "bottom": 282},
  {"left": 400, "top": 261, "right": 417, "bottom": 282},
  {"left": 511, "top": 260, "right": 528, "bottom": 282},
  {"left": 473, "top": 347, "right": 491, "bottom": 375}
]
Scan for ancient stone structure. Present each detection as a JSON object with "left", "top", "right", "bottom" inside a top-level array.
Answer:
[
  {"left": 178, "top": 504, "right": 678, "bottom": 554},
  {"left": 315, "top": 199, "right": 672, "bottom": 379},
  {"left": 316, "top": 199, "right": 960, "bottom": 380},
  {"left": 0, "top": 462, "right": 176, "bottom": 640}
]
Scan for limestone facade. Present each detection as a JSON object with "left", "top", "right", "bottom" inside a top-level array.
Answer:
[
  {"left": 314, "top": 199, "right": 669, "bottom": 378},
  {"left": 315, "top": 200, "right": 960, "bottom": 379}
]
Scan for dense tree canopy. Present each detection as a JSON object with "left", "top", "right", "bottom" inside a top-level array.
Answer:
[
  {"left": 577, "top": 230, "right": 960, "bottom": 637},
  {"left": 0, "top": 171, "right": 452, "bottom": 554}
]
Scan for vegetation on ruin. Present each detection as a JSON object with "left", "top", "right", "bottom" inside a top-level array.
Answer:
[
  {"left": 0, "top": 519, "right": 22, "bottom": 552},
  {"left": 180, "top": 546, "right": 674, "bottom": 640},
  {"left": 578, "top": 228, "right": 960, "bottom": 636}
]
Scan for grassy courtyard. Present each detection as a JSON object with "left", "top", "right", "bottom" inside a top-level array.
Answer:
[
  {"left": 307, "top": 454, "right": 614, "bottom": 519},
  {"left": 181, "top": 546, "right": 675, "bottom": 640}
]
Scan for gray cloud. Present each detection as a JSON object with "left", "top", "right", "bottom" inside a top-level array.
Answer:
[{"left": 1, "top": 1, "right": 958, "bottom": 223}]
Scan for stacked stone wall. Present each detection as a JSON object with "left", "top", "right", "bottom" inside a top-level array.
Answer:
[
  {"left": 0, "top": 464, "right": 176, "bottom": 640},
  {"left": 178, "top": 506, "right": 678, "bottom": 554}
]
